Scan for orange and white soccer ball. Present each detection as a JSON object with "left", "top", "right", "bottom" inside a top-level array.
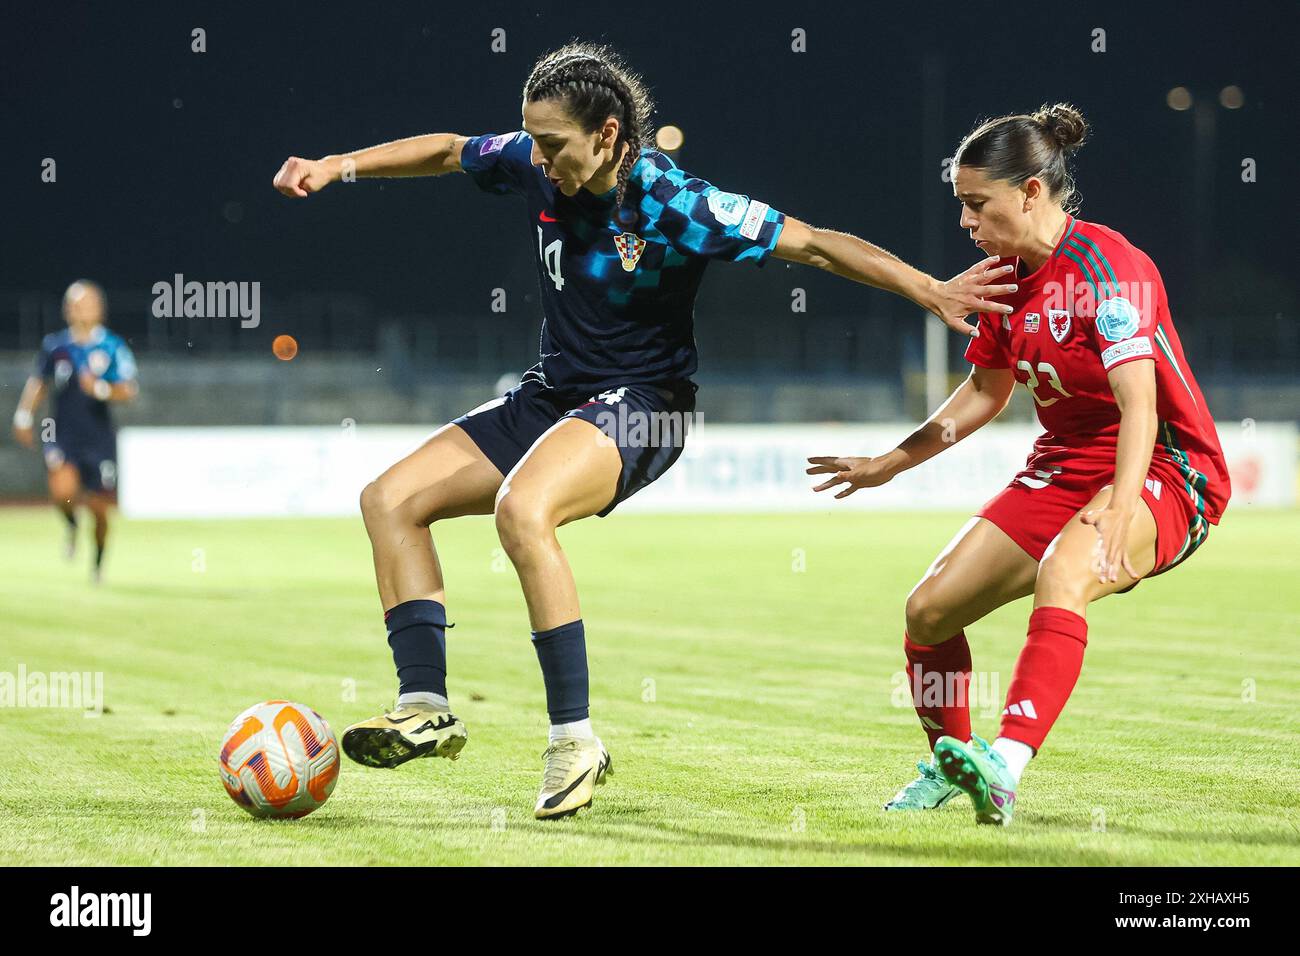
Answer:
[{"left": 218, "top": 700, "right": 340, "bottom": 819}]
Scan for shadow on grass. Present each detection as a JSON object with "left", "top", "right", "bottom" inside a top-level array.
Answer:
[{"left": 286, "top": 802, "right": 1300, "bottom": 865}]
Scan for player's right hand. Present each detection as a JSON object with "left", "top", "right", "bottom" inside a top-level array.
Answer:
[
  {"left": 13, "top": 424, "right": 34, "bottom": 448},
  {"left": 272, "top": 156, "right": 334, "bottom": 197},
  {"left": 806, "top": 455, "right": 898, "bottom": 498},
  {"left": 931, "top": 257, "right": 1018, "bottom": 337}
]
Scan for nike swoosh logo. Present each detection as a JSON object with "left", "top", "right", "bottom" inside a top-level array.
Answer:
[
  {"left": 539, "top": 210, "right": 557, "bottom": 222},
  {"left": 542, "top": 768, "right": 591, "bottom": 809},
  {"left": 388, "top": 712, "right": 455, "bottom": 730}
]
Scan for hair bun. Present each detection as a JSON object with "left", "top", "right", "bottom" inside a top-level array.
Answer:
[{"left": 1033, "top": 103, "right": 1088, "bottom": 152}]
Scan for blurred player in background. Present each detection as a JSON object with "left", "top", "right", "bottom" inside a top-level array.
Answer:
[
  {"left": 809, "top": 104, "right": 1230, "bottom": 826},
  {"left": 12, "top": 281, "right": 138, "bottom": 583},
  {"left": 272, "top": 41, "right": 1016, "bottom": 819}
]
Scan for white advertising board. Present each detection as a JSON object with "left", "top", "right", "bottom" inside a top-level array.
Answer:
[{"left": 119, "top": 422, "right": 1296, "bottom": 518}]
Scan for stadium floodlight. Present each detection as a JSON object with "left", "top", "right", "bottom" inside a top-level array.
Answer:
[
  {"left": 655, "top": 125, "right": 684, "bottom": 153},
  {"left": 1166, "top": 86, "right": 1193, "bottom": 111}
]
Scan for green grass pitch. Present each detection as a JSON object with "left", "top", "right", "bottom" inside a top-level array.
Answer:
[{"left": 1, "top": 505, "right": 1297, "bottom": 865}]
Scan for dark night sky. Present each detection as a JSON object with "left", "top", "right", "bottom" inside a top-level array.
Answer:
[{"left": 3, "top": 0, "right": 1297, "bottom": 343}]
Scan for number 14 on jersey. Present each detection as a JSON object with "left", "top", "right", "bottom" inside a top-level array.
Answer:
[{"left": 538, "top": 226, "right": 564, "bottom": 291}]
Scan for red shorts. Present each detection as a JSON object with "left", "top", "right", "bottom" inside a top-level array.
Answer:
[{"left": 978, "top": 455, "right": 1211, "bottom": 583}]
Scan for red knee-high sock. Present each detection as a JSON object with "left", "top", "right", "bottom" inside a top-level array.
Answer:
[
  {"left": 999, "top": 607, "right": 1088, "bottom": 751},
  {"left": 904, "top": 631, "right": 972, "bottom": 750}
]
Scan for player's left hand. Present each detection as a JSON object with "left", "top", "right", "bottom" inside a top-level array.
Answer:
[
  {"left": 1080, "top": 505, "right": 1138, "bottom": 584},
  {"left": 806, "top": 455, "right": 898, "bottom": 498},
  {"left": 930, "top": 257, "right": 1018, "bottom": 337}
]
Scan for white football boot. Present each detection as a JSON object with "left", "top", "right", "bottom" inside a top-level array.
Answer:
[
  {"left": 341, "top": 703, "right": 467, "bottom": 768},
  {"left": 534, "top": 736, "right": 611, "bottom": 820}
]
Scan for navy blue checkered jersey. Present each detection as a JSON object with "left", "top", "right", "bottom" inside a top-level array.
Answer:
[
  {"left": 460, "top": 131, "right": 786, "bottom": 394},
  {"left": 35, "top": 326, "right": 137, "bottom": 448}
]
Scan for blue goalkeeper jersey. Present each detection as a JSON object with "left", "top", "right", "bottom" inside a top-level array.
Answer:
[
  {"left": 35, "top": 326, "right": 137, "bottom": 450},
  {"left": 460, "top": 130, "right": 786, "bottom": 394}
]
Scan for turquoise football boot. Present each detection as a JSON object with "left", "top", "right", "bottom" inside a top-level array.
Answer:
[
  {"left": 933, "top": 734, "right": 1018, "bottom": 826},
  {"left": 884, "top": 758, "right": 961, "bottom": 811}
]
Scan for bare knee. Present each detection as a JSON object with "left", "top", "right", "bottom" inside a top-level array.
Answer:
[
  {"left": 358, "top": 479, "right": 390, "bottom": 526},
  {"left": 359, "top": 476, "right": 429, "bottom": 532},
  {"left": 494, "top": 490, "right": 553, "bottom": 561},
  {"left": 358, "top": 478, "right": 413, "bottom": 538},
  {"left": 904, "top": 582, "right": 954, "bottom": 645},
  {"left": 49, "top": 467, "right": 79, "bottom": 505},
  {"left": 1034, "top": 549, "right": 1090, "bottom": 609}
]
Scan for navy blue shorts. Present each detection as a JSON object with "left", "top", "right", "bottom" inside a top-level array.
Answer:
[
  {"left": 452, "top": 379, "right": 696, "bottom": 517},
  {"left": 42, "top": 438, "right": 118, "bottom": 493}
]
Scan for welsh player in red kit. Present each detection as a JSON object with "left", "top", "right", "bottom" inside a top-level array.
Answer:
[{"left": 808, "top": 104, "right": 1230, "bottom": 825}]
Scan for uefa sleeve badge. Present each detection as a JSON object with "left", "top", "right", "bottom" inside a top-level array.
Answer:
[{"left": 1096, "top": 296, "right": 1141, "bottom": 342}]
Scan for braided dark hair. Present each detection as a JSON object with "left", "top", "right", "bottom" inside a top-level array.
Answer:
[{"left": 523, "top": 42, "right": 655, "bottom": 212}]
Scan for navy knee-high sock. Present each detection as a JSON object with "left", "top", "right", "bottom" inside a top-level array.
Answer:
[
  {"left": 532, "top": 620, "right": 589, "bottom": 723},
  {"left": 385, "top": 600, "right": 448, "bottom": 699}
]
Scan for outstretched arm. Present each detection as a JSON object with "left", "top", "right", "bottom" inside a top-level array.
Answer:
[
  {"left": 807, "top": 364, "right": 1017, "bottom": 498},
  {"left": 272, "top": 133, "right": 471, "bottom": 197},
  {"left": 772, "top": 216, "right": 1017, "bottom": 336}
]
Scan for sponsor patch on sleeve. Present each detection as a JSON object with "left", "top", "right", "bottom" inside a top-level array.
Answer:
[
  {"left": 1100, "top": 336, "right": 1153, "bottom": 369},
  {"left": 479, "top": 132, "right": 519, "bottom": 156},
  {"left": 706, "top": 190, "right": 749, "bottom": 227},
  {"left": 739, "top": 200, "right": 770, "bottom": 240},
  {"left": 1096, "top": 296, "right": 1142, "bottom": 342}
]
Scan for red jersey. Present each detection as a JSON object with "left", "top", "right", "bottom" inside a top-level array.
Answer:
[{"left": 964, "top": 215, "right": 1230, "bottom": 524}]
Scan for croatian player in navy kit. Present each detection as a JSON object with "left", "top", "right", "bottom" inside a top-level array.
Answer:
[
  {"left": 12, "top": 281, "right": 138, "bottom": 583},
  {"left": 272, "top": 42, "right": 1016, "bottom": 818}
]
